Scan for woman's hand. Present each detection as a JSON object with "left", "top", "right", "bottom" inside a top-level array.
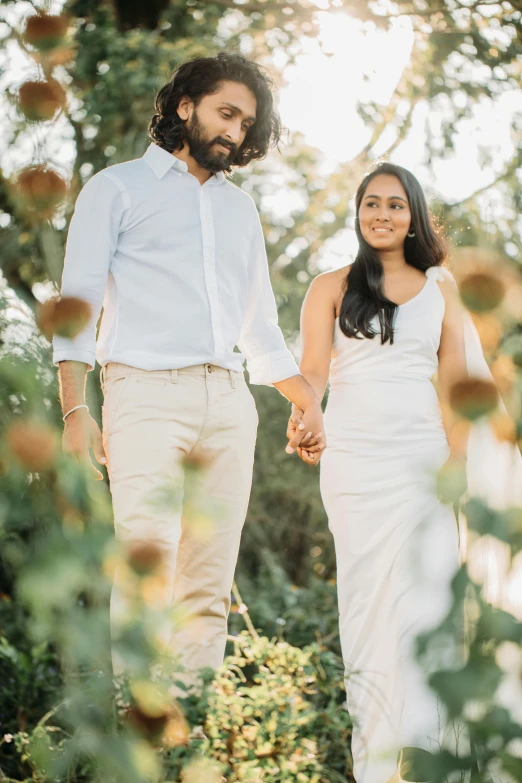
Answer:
[{"left": 286, "top": 404, "right": 326, "bottom": 465}]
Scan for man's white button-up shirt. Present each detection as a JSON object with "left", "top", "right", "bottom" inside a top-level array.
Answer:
[{"left": 52, "top": 143, "right": 300, "bottom": 385}]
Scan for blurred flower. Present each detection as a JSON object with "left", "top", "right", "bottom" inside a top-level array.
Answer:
[
  {"left": 5, "top": 419, "right": 58, "bottom": 472},
  {"left": 459, "top": 271, "right": 505, "bottom": 313},
  {"left": 130, "top": 738, "right": 161, "bottom": 780},
  {"left": 491, "top": 412, "right": 518, "bottom": 444},
  {"left": 452, "top": 246, "right": 522, "bottom": 321},
  {"left": 182, "top": 451, "right": 211, "bottom": 472},
  {"left": 161, "top": 707, "right": 190, "bottom": 747},
  {"left": 130, "top": 679, "right": 171, "bottom": 716},
  {"left": 436, "top": 456, "right": 468, "bottom": 505},
  {"left": 127, "top": 683, "right": 189, "bottom": 748},
  {"left": 140, "top": 570, "right": 172, "bottom": 608},
  {"left": 18, "top": 79, "right": 66, "bottom": 122},
  {"left": 181, "top": 758, "right": 223, "bottom": 783},
  {"left": 37, "top": 296, "right": 91, "bottom": 340},
  {"left": 22, "top": 13, "right": 69, "bottom": 51},
  {"left": 449, "top": 377, "right": 498, "bottom": 420},
  {"left": 14, "top": 166, "right": 67, "bottom": 219},
  {"left": 470, "top": 313, "right": 503, "bottom": 355},
  {"left": 126, "top": 704, "right": 170, "bottom": 741},
  {"left": 126, "top": 541, "right": 165, "bottom": 576},
  {"left": 490, "top": 355, "right": 517, "bottom": 396}
]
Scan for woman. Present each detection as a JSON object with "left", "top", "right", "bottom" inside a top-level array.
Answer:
[{"left": 291, "top": 162, "right": 469, "bottom": 783}]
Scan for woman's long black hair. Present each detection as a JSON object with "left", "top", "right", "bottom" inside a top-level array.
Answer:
[
  {"left": 148, "top": 52, "right": 282, "bottom": 169},
  {"left": 339, "top": 162, "right": 447, "bottom": 345}
]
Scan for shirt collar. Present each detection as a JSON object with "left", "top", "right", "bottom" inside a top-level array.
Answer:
[{"left": 143, "top": 143, "right": 226, "bottom": 184}]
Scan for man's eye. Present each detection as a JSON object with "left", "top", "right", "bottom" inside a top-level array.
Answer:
[{"left": 221, "top": 112, "right": 232, "bottom": 119}]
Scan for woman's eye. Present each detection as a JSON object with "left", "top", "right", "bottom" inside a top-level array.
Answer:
[
  {"left": 221, "top": 112, "right": 232, "bottom": 119},
  {"left": 391, "top": 204, "right": 404, "bottom": 209}
]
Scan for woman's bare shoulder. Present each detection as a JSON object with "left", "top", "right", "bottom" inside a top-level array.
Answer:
[
  {"left": 309, "top": 265, "right": 351, "bottom": 317},
  {"left": 310, "top": 265, "right": 350, "bottom": 293}
]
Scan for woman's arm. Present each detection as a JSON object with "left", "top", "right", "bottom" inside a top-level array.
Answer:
[
  {"left": 287, "top": 272, "right": 337, "bottom": 464},
  {"left": 436, "top": 278, "right": 470, "bottom": 459},
  {"left": 299, "top": 272, "right": 337, "bottom": 401}
]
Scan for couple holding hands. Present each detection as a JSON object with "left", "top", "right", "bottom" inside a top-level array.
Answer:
[{"left": 54, "top": 52, "right": 476, "bottom": 782}]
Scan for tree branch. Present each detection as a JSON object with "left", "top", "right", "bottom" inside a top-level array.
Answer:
[
  {"left": 201, "top": 0, "right": 316, "bottom": 14},
  {"left": 382, "top": 0, "right": 513, "bottom": 19},
  {"left": 450, "top": 156, "right": 521, "bottom": 206}
]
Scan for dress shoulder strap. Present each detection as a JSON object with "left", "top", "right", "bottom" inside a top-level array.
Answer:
[{"left": 425, "top": 266, "right": 457, "bottom": 287}]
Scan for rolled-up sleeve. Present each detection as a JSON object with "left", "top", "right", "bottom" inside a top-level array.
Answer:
[
  {"left": 237, "top": 209, "right": 300, "bottom": 386},
  {"left": 52, "top": 172, "right": 128, "bottom": 371}
]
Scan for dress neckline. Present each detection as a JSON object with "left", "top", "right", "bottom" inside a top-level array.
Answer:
[
  {"left": 394, "top": 275, "right": 430, "bottom": 308},
  {"left": 334, "top": 273, "right": 431, "bottom": 322}
]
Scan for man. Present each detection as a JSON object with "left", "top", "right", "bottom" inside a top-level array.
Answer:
[{"left": 53, "top": 52, "right": 325, "bottom": 677}]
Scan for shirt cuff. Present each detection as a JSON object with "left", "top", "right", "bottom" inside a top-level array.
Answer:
[
  {"left": 245, "top": 350, "right": 300, "bottom": 386},
  {"left": 52, "top": 347, "right": 96, "bottom": 372}
]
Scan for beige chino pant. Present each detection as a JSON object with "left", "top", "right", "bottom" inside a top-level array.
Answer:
[{"left": 100, "top": 361, "right": 258, "bottom": 678}]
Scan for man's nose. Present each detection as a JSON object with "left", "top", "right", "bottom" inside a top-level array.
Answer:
[{"left": 225, "top": 120, "right": 243, "bottom": 144}]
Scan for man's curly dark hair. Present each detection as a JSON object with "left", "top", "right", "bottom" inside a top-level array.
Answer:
[{"left": 148, "top": 52, "right": 283, "bottom": 168}]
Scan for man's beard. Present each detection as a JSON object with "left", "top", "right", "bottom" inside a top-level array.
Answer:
[{"left": 185, "top": 110, "right": 237, "bottom": 173}]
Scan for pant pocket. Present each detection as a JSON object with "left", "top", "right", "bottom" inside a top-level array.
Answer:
[{"left": 102, "top": 374, "right": 132, "bottom": 437}]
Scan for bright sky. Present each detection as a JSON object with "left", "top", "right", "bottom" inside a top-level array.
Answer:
[{"left": 273, "top": 10, "right": 521, "bottom": 269}]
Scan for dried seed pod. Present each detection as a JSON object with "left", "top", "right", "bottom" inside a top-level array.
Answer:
[
  {"left": 125, "top": 705, "right": 170, "bottom": 741},
  {"left": 14, "top": 166, "right": 67, "bottom": 219},
  {"left": 23, "top": 13, "right": 69, "bottom": 52},
  {"left": 449, "top": 377, "right": 499, "bottom": 421},
  {"left": 37, "top": 296, "right": 91, "bottom": 340},
  {"left": 126, "top": 541, "right": 165, "bottom": 576},
  {"left": 18, "top": 80, "right": 66, "bottom": 122},
  {"left": 459, "top": 272, "right": 505, "bottom": 313},
  {"left": 5, "top": 419, "right": 58, "bottom": 472}
]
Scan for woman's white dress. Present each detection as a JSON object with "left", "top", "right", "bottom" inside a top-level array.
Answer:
[{"left": 320, "top": 267, "right": 461, "bottom": 782}]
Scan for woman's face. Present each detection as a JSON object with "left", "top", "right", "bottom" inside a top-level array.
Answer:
[{"left": 358, "top": 174, "right": 412, "bottom": 251}]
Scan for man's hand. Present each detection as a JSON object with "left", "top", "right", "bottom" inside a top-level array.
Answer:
[
  {"left": 62, "top": 408, "right": 107, "bottom": 480},
  {"left": 286, "top": 403, "right": 326, "bottom": 465}
]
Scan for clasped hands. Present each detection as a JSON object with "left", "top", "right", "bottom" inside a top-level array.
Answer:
[{"left": 285, "top": 401, "right": 326, "bottom": 465}]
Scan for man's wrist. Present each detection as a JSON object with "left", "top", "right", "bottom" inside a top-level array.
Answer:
[{"left": 63, "top": 404, "right": 89, "bottom": 422}]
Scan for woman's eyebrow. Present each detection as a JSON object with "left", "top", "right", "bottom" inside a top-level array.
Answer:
[{"left": 364, "top": 194, "right": 408, "bottom": 203}]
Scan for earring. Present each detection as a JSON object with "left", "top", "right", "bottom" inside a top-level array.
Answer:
[{"left": 407, "top": 228, "right": 416, "bottom": 237}]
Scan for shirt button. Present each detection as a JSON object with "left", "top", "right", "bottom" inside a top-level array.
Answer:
[{"left": 207, "top": 365, "right": 212, "bottom": 373}]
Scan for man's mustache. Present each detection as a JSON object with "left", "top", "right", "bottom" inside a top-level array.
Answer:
[{"left": 212, "top": 137, "right": 236, "bottom": 155}]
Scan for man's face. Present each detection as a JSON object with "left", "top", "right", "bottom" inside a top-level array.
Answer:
[{"left": 180, "top": 81, "right": 257, "bottom": 172}]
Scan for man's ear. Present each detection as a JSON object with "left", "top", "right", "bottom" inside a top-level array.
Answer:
[{"left": 177, "top": 95, "right": 193, "bottom": 121}]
